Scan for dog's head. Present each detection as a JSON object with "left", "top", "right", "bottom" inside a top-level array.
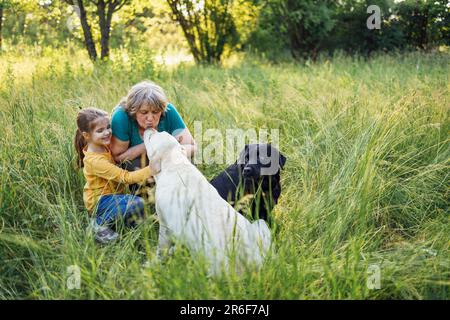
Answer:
[
  {"left": 236, "top": 143, "right": 286, "bottom": 178},
  {"left": 143, "top": 129, "right": 182, "bottom": 163}
]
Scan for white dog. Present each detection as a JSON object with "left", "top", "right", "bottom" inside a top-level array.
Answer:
[{"left": 143, "top": 129, "right": 271, "bottom": 275}]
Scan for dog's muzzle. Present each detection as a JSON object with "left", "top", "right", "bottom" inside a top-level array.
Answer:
[{"left": 144, "top": 128, "right": 157, "bottom": 141}]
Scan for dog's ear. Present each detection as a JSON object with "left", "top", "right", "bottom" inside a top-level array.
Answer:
[
  {"left": 236, "top": 144, "right": 249, "bottom": 165},
  {"left": 279, "top": 153, "right": 287, "bottom": 170}
]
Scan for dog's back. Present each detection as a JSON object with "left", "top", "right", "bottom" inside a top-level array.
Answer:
[
  {"left": 210, "top": 164, "right": 242, "bottom": 203},
  {"left": 156, "top": 159, "right": 271, "bottom": 275}
]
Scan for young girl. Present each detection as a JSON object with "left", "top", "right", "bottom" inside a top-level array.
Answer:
[{"left": 74, "top": 107, "right": 156, "bottom": 244}]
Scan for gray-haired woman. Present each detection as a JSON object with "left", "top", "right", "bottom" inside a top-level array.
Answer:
[{"left": 110, "top": 81, "right": 197, "bottom": 170}]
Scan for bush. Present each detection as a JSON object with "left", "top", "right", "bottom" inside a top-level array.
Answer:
[{"left": 248, "top": 0, "right": 335, "bottom": 60}]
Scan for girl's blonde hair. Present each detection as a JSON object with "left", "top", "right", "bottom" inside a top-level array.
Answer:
[
  {"left": 74, "top": 107, "right": 108, "bottom": 168},
  {"left": 121, "top": 80, "right": 169, "bottom": 118}
]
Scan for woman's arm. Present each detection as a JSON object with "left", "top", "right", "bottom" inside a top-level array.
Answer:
[
  {"left": 174, "top": 128, "right": 197, "bottom": 158},
  {"left": 110, "top": 136, "right": 146, "bottom": 163}
]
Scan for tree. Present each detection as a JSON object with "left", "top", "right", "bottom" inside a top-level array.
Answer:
[
  {"left": 395, "top": 0, "right": 450, "bottom": 50},
  {"left": 65, "top": 0, "right": 130, "bottom": 61},
  {"left": 276, "top": 0, "right": 335, "bottom": 60},
  {"left": 166, "top": 0, "right": 238, "bottom": 64},
  {"left": 0, "top": 2, "right": 3, "bottom": 51},
  {"left": 328, "top": 0, "right": 449, "bottom": 55},
  {"left": 0, "top": 0, "right": 15, "bottom": 51},
  {"left": 247, "top": 0, "right": 335, "bottom": 60},
  {"left": 65, "top": 0, "right": 97, "bottom": 60},
  {"left": 96, "top": 0, "right": 130, "bottom": 59},
  {"left": 0, "top": 0, "right": 36, "bottom": 51},
  {"left": 330, "top": 0, "right": 394, "bottom": 56}
]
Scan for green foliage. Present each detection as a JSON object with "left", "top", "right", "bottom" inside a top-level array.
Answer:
[
  {"left": 280, "top": 0, "right": 335, "bottom": 59},
  {"left": 1, "top": 0, "right": 74, "bottom": 47},
  {"left": 166, "top": 0, "right": 240, "bottom": 64},
  {"left": 248, "top": 0, "right": 335, "bottom": 59},
  {"left": 1, "top": 0, "right": 449, "bottom": 61},
  {"left": 248, "top": 0, "right": 450, "bottom": 60},
  {"left": 328, "top": 0, "right": 399, "bottom": 55},
  {"left": 249, "top": 0, "right": 335, "bottom": 59},
  {"left": 395, "top": 0, "right": 450, "bottom": 49},
  {"left": 329, "top": 0, "right": 450, "bottom": 55}
]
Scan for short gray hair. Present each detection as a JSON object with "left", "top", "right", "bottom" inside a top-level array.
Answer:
[{"left": 123, "top": 81, "right": 168, "bottom": 118}]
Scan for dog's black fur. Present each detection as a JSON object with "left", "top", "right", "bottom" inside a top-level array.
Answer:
[{"left": 210, "top": 144, "right": 286, "bottom": 224}]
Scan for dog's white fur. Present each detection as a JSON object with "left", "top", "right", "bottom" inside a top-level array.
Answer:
[{"left": 143, "top": 129, "right": 271, "bottom": 275}]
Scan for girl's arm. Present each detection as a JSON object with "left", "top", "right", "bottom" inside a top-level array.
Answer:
[
  {"left": 89, "top": 157, "right": 152, "bottom": 184},
  {"left": 110, "top": 136, "right": 146, "bottom": 163}
]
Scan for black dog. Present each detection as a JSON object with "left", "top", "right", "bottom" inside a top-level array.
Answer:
[{"left": 210, "top": 144, "right": 286, "bottom": 224}]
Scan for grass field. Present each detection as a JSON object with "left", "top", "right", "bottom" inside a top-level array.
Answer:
[{"left": 0, "top": 46, "right": 449, "bottom": 299}]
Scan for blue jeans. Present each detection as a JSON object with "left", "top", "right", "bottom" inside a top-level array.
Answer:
[{"left": 95, "top": 194, "right": 145, "bottom": 226}]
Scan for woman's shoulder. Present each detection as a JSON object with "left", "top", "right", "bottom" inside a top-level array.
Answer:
[
  {"left": 165, "top": 103, "right": 178, "bottom": 114},
  {"left": 111, "top": 105, "right": 129, "bottom": 119},
  {"left": 111, "top": 105, "right": 132, "bottom": 131},
  {"left": 160, "top": 103, "right": 186, "bottom": 134},
  {"left": 163, "top": 103, "right": 183, "bottom": 120}
]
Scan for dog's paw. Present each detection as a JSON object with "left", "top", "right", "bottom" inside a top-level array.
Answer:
[{"left": 145, "top": 186, "right": 157, "bottom": 204}]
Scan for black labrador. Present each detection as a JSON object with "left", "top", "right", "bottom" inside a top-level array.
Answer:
[{"left": 210, "top": 144, "right": 286, "bottom": 224}]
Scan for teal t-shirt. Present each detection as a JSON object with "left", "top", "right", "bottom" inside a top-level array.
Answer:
[{"left": 111, "top": 103, "right": 187, "bottom": 147}]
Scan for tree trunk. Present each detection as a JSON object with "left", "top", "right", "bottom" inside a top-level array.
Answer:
[
  {"left": 288, "top": 20, "right": 302, "bottom": 60},
  {"left": 420, "top": 5, "right": 429, "bottom": 50},
  {"left": 0, "top": 6, "right": 3, "bottom": 51},
  {"left": 97, "top": 0, "right": 114, "bottom": 60},
  {"left": 167, "top": 0, "right": 202, "bottom": 63},
  {"left": 76, "top": 0, "right": 97, "bottom": 61},
  {"left": 167, "top": 0, "right": 232, "bottom": 64}
]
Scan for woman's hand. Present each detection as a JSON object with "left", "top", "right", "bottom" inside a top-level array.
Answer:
[{"left": 111, "top": 136, "right": 146, "bottom": 163}]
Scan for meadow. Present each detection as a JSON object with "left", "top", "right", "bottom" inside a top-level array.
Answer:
[{"left": 0, "top": 46, "right": 448, "bottom": 299}]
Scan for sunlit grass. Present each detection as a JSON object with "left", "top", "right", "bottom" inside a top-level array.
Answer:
[{"left": 0, "top": 47, "right": 449, "bottom": 299}]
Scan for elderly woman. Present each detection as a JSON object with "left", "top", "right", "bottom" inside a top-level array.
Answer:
[{"left": 110, "top": 81, "right": 197, "bottom": 170}]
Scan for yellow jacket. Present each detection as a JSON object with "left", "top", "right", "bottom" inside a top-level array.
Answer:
[{"left": 82, "top": 146, "right": 151, "bottom": 212}]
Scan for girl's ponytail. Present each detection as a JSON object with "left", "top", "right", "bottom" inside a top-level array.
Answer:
[
  {"left": 74, "top": 107, "right": 108, "bottom": 169},
  {"left": 74, "top": 128, "right": 87, "bottom": 168}
]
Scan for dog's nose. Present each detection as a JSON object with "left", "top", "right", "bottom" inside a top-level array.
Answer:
[{"left": 243, "top": 167, "right": 252, "bottom": 176}]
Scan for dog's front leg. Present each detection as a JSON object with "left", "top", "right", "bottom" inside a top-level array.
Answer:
[{"left": 157, "top": 224, "right": 174, "bottom": 261}]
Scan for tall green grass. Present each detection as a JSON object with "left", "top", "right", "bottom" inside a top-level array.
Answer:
[{"left": 0, "top": 47, "right": 448, "bottom": 299}]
